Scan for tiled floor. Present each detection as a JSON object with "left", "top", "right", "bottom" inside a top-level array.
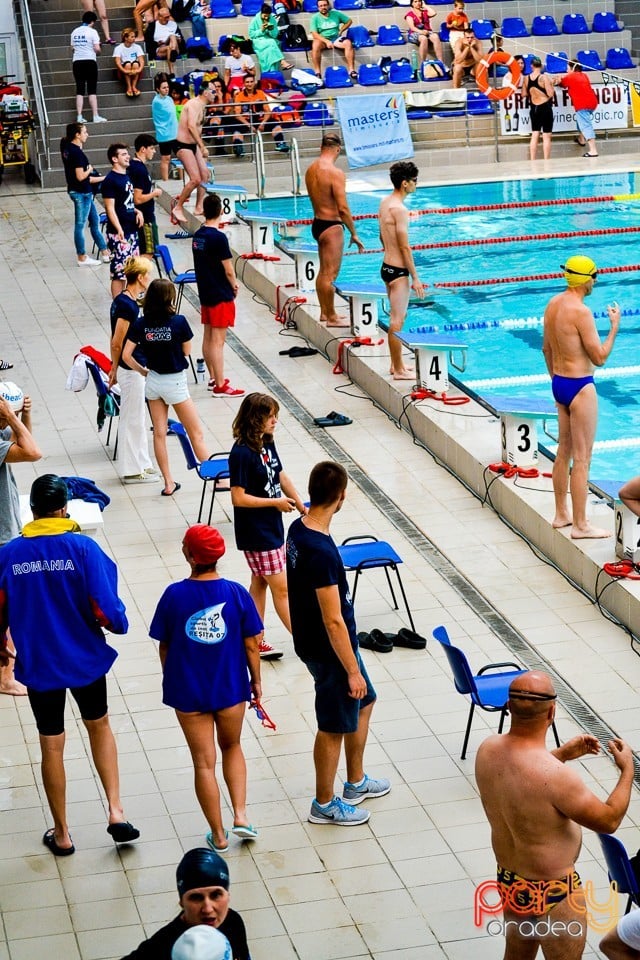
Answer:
[{"left": 1, "top": 152, "right": 639, "bottom": 959}]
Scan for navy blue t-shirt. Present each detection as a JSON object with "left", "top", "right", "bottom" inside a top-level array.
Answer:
[
  {"left": 110, "top": 293, "right": 145, "bottom": 370},
  {"left": 127, "top": 313, "right": 192, "bottom": 374},
  {"left": 101, "top": 170, "right": 137, "bottom": 235},
  {"left": 229, "top": 440, "right": 284, "bottom": 551},
  {"left": 192, "top": 225, "right": 235, "bottom": 306},
  {"left": 128, "top": 157, "right": 155, "bottom": 224},
  {"left": 286, "top": 517, "right": 357, "bottom": 664},
  {"left": 61, "top": 141, "right": 91, "bottom": 193}
]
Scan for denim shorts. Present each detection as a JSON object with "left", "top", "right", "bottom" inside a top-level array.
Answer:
[
  {"left": 145, "top": 369, "right": 190, "bottom": 405},
  {"left": 576, "top": 108, "right": 595, "bottom": 142},
  {"left": 305, "top": 651, "right": 376, "bottom": 734}
]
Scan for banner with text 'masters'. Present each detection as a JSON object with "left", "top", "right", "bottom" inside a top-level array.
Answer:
[{"left": 336, "top": 94, "right": 414, "bottom": 169}]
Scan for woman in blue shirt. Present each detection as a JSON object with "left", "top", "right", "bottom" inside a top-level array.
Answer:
[
  {"left": 122, "top": 278, "right": 209, "bottom": 496},
  {"left": 151, "top": 72, "right": 178, "bottom": 181}
]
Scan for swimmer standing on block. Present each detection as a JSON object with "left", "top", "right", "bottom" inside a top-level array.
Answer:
[
  {"left": 542, "top": 254, "right": 620, "bottom": 539},
  {"left": 378, "top": 161, "right": 425, "bottom": 380}
]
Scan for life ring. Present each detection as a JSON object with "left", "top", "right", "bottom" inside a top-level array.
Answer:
[{"left": 475, "top": 51, "right": 522, "bottom": 101}]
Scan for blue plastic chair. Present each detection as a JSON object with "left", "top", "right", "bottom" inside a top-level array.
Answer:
[
  {"left": 598, "top": 834, "right": 640, "bottom": 915},
  {"left": 346, "top": 24, "right": 375, "bottom": 48},
  {"left": 562, "top": 13, "right": 590, "bottom": 34},
  {"left": 389, "top": 59, "right": 417, "bottom": 83},
  {"left": 470, "top": 19, "right": 495, "bottom": 40},
  {"left": 531, "top": 15, "right": 560, "bottom": 37},
  {"left": 240, "top": 0, "right": 262, "bottom": 13},
  {"left": 545, "top": 51, "right": 569, "bottom": 73},
  {"left": 577, "top": 49, "right": 603, "bottom": 70},
  {"left": 260, "top": 70, "right": 286, "bottom": 92},
  {"left": 500, "top": 17, "right": 529, "bottom": 38},
  {"left": 270, "top": 103, "right": 303, "bottom": 126},
  {"left": 433, "top": 625, "right": 559, "bottom": 760},
  {"left": 210, "top": 0, "right": 237, "bottom": 17},
  {"left": 438, "top": 23, "right": 449, "bottom": 42},
  {"left": 606, "top": 47, "right": 634, "bottom": 69},
  {"left": 358, "top": 63, "right": 388, "bottom": 85},
  {"left": 338, "top": 535, "right": 415, "bottom": 632},
  {"left": 155, "top": 244, "right": 198, "bottom": 313},
  {"left": 377, "top": 24, "right": 405, "bottom": 46},
  {"left": 302, "top": 0, "right": 318, "bottom": 11},
  {"left": 303, "top": 101, "right": 334, "bottom": 125},
  {"left": 467, "top": 91, "right": 493, "bottom": 114},
  {"left": 324, "top": 65, "right": 353, "bottom": 88},
  {"left": 85, "top": 359, "right": 120, "bottom": 460},
  {"left": 592, "top": 12, "right": 622, "bottom": 33},
  {"left": 334, "top": 0, "right": 364, "bottom": 9},
  {"left": 168, "top": 422, "right": 231, "bottom": 524}
]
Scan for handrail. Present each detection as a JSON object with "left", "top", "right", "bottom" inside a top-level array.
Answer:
[
  {"left": 290, "top": 137, "right": 302, "bottom": 196},
  {"left": 254, "top": 130, "right": 266, "bottom": 198},
  {"left": 16, "top": 0, "right": 50, "bottom": 170}
]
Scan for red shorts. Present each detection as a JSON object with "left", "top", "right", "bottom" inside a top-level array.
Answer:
[{"left": 201, "top": 302, "right": 235, "bottom": 328}]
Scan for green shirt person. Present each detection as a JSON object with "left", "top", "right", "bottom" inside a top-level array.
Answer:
[{"left": 309, "top": 0, "right": 357, "bottom": 78}]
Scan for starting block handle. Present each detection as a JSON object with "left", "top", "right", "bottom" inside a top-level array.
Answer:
[{"left": 450, "top": 347, "right": 467, "bottom": 373}]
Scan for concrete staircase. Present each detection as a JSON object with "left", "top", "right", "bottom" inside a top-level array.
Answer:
[{"left": 615, "top": 0, "right": 640, "bottom": 55}]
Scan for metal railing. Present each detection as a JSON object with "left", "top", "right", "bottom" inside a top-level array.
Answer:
[
  {"left": 289, "top": 137, "right": 302, "bottom": 196},
  {"left": 254, "top": 130, "right": 266, "bottom": 198},
  {"left": 16, "top": 0, "right": 50, "bottom": 171}
]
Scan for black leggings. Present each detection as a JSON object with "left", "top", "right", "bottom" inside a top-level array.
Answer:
[
  {"left": 73, "top": 59, "right": 98, "bottom": 96},
  {"left": 28, "top": 675, "right": 108, "bottom": 736}
]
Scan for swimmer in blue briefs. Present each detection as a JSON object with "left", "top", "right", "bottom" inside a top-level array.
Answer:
[
  {"left": 542, "top": 254, "right": 620, "bottom": 539},
  {"left": 305, "top": 134, "right": 364, "bottom": 327},
  {"left": 378, "top": 161, "right": 425, "bottom": 379}
]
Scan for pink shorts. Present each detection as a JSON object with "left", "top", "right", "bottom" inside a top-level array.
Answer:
[
  {"left": 201, "top": 302, "right": 235, "bottom": 328},
  {"left": 244, "top": 545, "right": 286, "bottom": 577}
]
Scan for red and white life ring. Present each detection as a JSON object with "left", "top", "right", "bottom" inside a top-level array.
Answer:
[{"left": 475, "top": 51, "right": 522, "bottom": 101}]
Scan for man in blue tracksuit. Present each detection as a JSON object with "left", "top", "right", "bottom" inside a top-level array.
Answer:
[{"left": 0, "top": 475, "right": 140, "bottom": 856}]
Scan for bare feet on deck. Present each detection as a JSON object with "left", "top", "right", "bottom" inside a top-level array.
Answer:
[
  {"left": 392, "top": 367, "right": 415, "bottom": 381},
  {"left": 325, "top": 318, "right": 350, "bottom": 328},
  {"left": 571, "top": 524, "right": 611, "bottom": 540},
  {"left": 552, "top": 514, "right": 573, "bottom": 529},
  {"left": 171, "top": 204, "right": 187, "bottom": 223}
]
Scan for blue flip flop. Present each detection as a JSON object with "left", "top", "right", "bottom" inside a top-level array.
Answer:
[
  {"left": 231, "top": 824, "right": 258, "bottom": 840},
  {"left": 206, "top": 830, "right": 229, "bottom": 853}
]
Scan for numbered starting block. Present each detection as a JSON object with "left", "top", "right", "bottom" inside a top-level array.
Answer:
[
  {"left": 204, "top": 183, "right": 247, "bottom": 223},
  {"left": 334, "top": 281, "right": 384, "bottom": 337},
  {"left": 239, "top": 212, "right": 279, "bottom": 256},
  {"left": 594, "top": 480, "right": 640, "bottom": 562},
  {"left": 275, "top": 239, "right": 319, "bottom": 294},
  {"left": 396, "top": 331, "right": 468, "bottom": 393},
  {"left": 480, "top": 393, "right": 557, "bottom": 469}
]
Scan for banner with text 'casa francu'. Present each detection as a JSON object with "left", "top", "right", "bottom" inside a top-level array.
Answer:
[{"left": 336, "top": 94, "right": 413, "bottom": 169}]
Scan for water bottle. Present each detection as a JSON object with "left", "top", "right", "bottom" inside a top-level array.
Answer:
[
  {"left": 189, "top": 79, "right": 196, "bottom": 99},
  {"left": 411, "top": 48, "right": 419, "bottom": 77},
  {"left": 196, "top": 358, "right": 206, "bottom": 382}
]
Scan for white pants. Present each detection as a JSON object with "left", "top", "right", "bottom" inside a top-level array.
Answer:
[{"left": 117, "top": 367, "right": 153, "bottom": 477}]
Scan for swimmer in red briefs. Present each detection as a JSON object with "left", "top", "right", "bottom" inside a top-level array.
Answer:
[
  {"left": 305, "top": 134, "right": 364, "bottom": 328},
  {"left": 378, "top": 161, "right": 425, "bottom": 380},
  {"left": 476, "top": 671, "right": 634, "bottom": 960},
  {"left": 542, "top": 255, "right": 620, "bottom": 538}
]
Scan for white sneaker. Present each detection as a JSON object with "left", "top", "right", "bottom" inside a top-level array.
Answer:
[
  {"left": 78, "top": 257, "right": 101, "bottom": 267},
  {"left": 77, "top": 115, "right": 87, "bottom": 123},
  {"left": 93, "top": 115, "right": 108, "bottom": 123},
  {"left": 123, "top": 473, "right": 160, "bottom": 484}
]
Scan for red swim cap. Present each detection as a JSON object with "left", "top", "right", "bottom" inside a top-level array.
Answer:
[{"left": 183, "top": 525, "right": 226, "bottom": 564}]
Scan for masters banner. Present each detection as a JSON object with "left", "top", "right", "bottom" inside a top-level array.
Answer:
[{"left": 336, "top": 94, "right": 414, "bottom": 169}]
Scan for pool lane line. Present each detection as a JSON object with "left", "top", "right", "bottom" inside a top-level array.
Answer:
[
  {"left": 182, "top": 282, "right": 640, "bottom": 778},
  {"left": 282, "top": 193, "right": 640, "bottom": 227},
  {"left": 435, "top": 263, "right": 640, "bottom": 288},
  {"left": 465, "top": 366, "right": 640, "bottom": 390}
]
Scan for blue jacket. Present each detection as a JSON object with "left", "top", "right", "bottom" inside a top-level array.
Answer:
[{"left": 0, "top": 518, "right": 127, "bottom": 691}]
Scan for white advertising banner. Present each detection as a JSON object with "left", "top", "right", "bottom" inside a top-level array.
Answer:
[{"left": 498, "top": 83, "right": 628, "bottom": 135}]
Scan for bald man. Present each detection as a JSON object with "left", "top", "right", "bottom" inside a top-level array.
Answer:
[{"left": 475, "top": 671, "right": 634, "bottom": 959}]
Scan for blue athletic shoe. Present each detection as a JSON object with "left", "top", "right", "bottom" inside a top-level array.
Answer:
[
  {"left": 342, "top": 774, "right": 391, "bottom": 806},
  {"left": 308, "top": 796, "right": 370, "bottom": 825}
]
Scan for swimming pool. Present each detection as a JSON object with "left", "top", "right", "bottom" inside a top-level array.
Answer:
[{"left": 244, "top": 171, "right": 640, "bottom": 483}]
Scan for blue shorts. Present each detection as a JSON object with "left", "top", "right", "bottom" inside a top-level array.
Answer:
[
  {"left": 576, "top": 108, "right": 595, "bottom": 142},
  {"left": 305, "top": 651, "right": 376, "bottom": 734},
  {"left": 551, "top": 374, "right": 594, "bottom": 407}
]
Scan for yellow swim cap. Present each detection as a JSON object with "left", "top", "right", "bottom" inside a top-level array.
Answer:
[{"left": 562, "top": 255, "right": 597, "bottom": 287}]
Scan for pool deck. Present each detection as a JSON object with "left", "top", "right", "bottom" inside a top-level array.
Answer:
[{"left": 2, "top": 148, "right": 640, "bottom": 960}]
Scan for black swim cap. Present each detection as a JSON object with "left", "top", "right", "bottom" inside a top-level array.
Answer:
[
  {"left": 176, "top": 849, "right": 230, "bottom": 896},
  {"left": 30, "top": 475, "right": 69, "bottom": 514}
]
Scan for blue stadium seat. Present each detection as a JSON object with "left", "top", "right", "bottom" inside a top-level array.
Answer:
[
  {"left": 260, "top": 70, "right": 286, "bottom": 92},
  {"left": 467, "top": 91, "right": 493, "bottom": 114},
  {"left": 576, "top": 49, "right": 603, "bottom": 70},
  {"left": 211, "top": 0, "right": 237, "bottom": 16},
  {"left": 334, "top": 0, "right": 364, "bottom": 9},
  {"left": 605, "top": 47, "right": 635, "bottom": 69},
  {"left": 389, "top": 59, "right": 417, "bottom": 83},
  {"left": 324, "top": 65, "right": 353, "bottom": 87},
  {"left": 500, "top": 17, "right": 529, "bottom": 38},
  {"left": 470, "top": 19, "right": 494, "bottom": 40},
  {"left": 270, "top": 103, "right": 302, "bottom": 126},
  {"left": 358, "top": 63, "right": 388, "bottom": 84},
  {"left": 562, "top": 13, "right": 590, "bottom": 34},
  {"left": 346, "top": 25, "right": 375, "bottom": 47},
  {"left": 240, "top": 0, "right": 262, "bottom": 13},
  {"left": 407, "top": 108, "right": 432, "bottom": 119},
  {"left": 545, "top": 51, "right": 569, "bottom": 73},
  {"left": 302, "top": 0, "right": 318, "bottom": 11},
  {"left": 531, "top": 15, "right": 560, "bottom": 37},
  {"left": 377, "top": 24, "right": 405, "bottom": 45},
  {"left": 365, "top": 0, "right": 395, "bottom": 6},
  {"left": 592, "top": 12, "right": 622, "bottom": 33},
  {"left": 303, "top": 101, "right": 334, "bottom": 125}
]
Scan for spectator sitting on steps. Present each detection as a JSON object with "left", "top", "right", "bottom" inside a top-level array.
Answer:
[
  {"left": 113, "top": 28, "right": 145, "bottom": 97},
  {"left": 223, "top": 41, "right": 256, "bottom": 94},
  {"left": 232, "top": 75, "right": 290, "bottom": 156},
  {"left": 310, "top": 0, "right": 357, "bottom": 81},
  {"left": 452, "top": 26, "right": 482, "bottom": 89},
  {"left": 144, "top": 6, "right": 183, "bottom": 74}
]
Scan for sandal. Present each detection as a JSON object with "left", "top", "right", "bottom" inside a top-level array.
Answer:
[
  {"left": 313, "top": 411, "right": 352, "bottom": 427},
  {"left": 358, "top": 630, "right": 393, "bottom": 653},
  {"left": 43, "top": 829, "right": 75, "bottom": 857},
  {"left": 107, "top": 821, "right": 140, "bottom": 843},
  {"left": 232, "top": 823, "right": 258, "bottom": 840},
  {"left": 0, "top": 360, "right": 13, "bottom": 371},
  {"left": 206, "top": 830, "right": 229, "bottom": 853},
  {"left": 160, "top": 482, "right": 181, "bottom": 496}
]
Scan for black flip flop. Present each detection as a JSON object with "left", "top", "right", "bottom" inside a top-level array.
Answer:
[
  {"left": 359, "top": 629, "right": 394, "bottom": 653},
  {"left": 279, "top": 346, "right": 318, "bottom": 358},
  {"left": 394, "top": 628, "right": 427, "bottom": 650},
  {"left": 161, "top": 482, "right": 181, "bottom": 496},
  {"left": 107, "top": 821, "right": 140, "bottom": 843},
  {"left": 43, "top": 829, "right": 75, "bottom": 857},
  {"left": 313, "top": 411, "right": 353, "bottom": 427}
]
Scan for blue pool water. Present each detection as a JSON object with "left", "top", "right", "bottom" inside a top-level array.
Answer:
[{"left": 245, "top": 172, "right": 640, "bottom": 482}]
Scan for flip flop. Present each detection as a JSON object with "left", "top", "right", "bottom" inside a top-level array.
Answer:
[
  {"left": 165, "top": 230, "right": 191, "bottom": 240},
  {"left": 358, "top": 630, "right": 394, "bottom": 653},
  {"left": 313, "top": 411, "right": 352, "bottom": 427},
  {"left": 279, "top": 346, "right": 318, "bottom": 358},
  {"left": 206, "top": 830, "right": 229, "bottom": 853},
  {"left": 394, "top": 628, "right": 427, "bottom": 650},
  {"left": 43, "top": 829, "right": 75, "bottom": 857},
  {"left": 0, "top": 360, "right": 13, "bottom": 371},
  {"left": 161, "top": 482, "right": 181, "bottom": 496},
  {"left": 107, "top": 821, "right": 140, "bottom": 843},
  {"left": 231, "top": 823, "right": 258, "bottom": 840}
]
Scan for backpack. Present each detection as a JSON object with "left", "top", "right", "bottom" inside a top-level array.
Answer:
[
  {"left": 276, "top": 9, "right": 290, "bottom": 36},
  {"left": 421, "top": 59, "right": 446, "bottom": 79},
  {"left": 186, "top": 35, "right": 214, "bottom": 61},
  {"left": 284, "top": 23, "right": 311, "bottom": 50},
  {"left": 170, "top": 0, "right": 195, "bottom": 21}
]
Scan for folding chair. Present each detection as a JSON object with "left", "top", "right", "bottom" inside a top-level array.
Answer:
[
  {"left": 432, "top": 625, "right": 560, "bottom": 759},
  {"left": 168, "top": 422, "right": 231, "bottom": 524},
  {"left": 598, "top": 834, "right": 640, "bottom": 915},
  {"left": 85, "top": 359, "right": 120, "bottom": 460},
  {"left": 338, "top": 535, "right": 415, "bottom": 631},
  {"left": 155, "top": 244, "right": 199, "bottom": 383}
]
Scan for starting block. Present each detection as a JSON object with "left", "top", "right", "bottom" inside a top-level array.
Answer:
[
  {"left": 480, "top": 393, "right": 557, "bottom": 469},
  {"left": 334, "top": 281, "right": 384, "bottom": 337},
  {"left": 239, "top": 212, "right": 279, "bottom": 255},
  {"left": 396, "top": 331, "right": 468, "bottom": 393},
  {"left": 593, "top": 480, "right": 640, "bottom": 561},
  {"left": 276, "top": 239, "right": 319, "bottom": 294},
  {"left": 205, "top": 182, "right": 248, "bottom": 222}
]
